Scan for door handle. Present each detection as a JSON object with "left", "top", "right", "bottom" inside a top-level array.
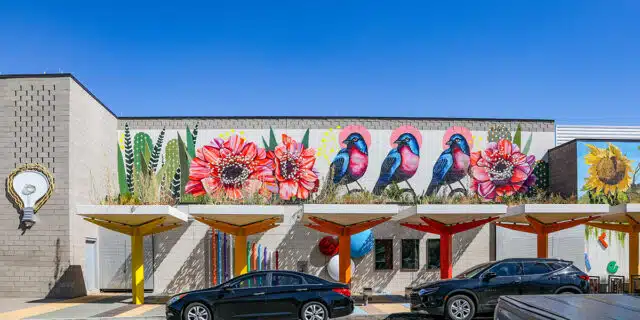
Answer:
[
  {"left": 253, "top": 292, "right": 265, "bottom": 296},
  {"left": 296, "top": 288, "right": 308, "bottom": 292}
]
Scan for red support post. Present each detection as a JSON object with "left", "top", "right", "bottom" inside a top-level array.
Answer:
[{"left": 440, "top": 232, "right": 453, "bottom": 279}]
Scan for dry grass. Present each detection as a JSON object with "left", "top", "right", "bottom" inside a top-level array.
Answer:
[{"left": 100, "top": 171, "right": 176, "bottom": 205}]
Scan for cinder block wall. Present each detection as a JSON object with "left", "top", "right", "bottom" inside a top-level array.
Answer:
[
  {"left": 0, "top": 76, "right": 76, "bottom": 298},
  {"left": 0, "top": 75, "right": 116, "bottom": 298},
  {"left": 549, "top": 141, "right": 577, "bottom": 196}
]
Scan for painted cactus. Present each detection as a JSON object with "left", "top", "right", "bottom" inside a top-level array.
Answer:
[
  {"left": 162, "top": 138, "right": 180, "bottom": 191},
  {"left": 134, "top": 132, "right": 153, "bottom": 174},
  {"left": 487, "top": 124, "right": 512, "bottom": 143}
]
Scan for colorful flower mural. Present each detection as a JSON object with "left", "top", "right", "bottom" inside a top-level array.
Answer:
[
  {"left": 469, "top": 139, "right": 536, "bottom": 201},
  {"left": 578, "top": 141, "right": 640, "bottom": 203},
  {"left": 267, "top": 134, "right": 319, "bottom": 200},
  {"left": 116, "top": 121, "right": 551, "bottom": 204},
  {"left": 583, "top": 143, "right": 633, "bottom": 195},
  {"left": 184, "top": 135, "right": 275, "bottom": 200}
]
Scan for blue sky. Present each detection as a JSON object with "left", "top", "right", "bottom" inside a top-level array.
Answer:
[{"left": 1, "top": 1, "right": 639, "bottom": 124}]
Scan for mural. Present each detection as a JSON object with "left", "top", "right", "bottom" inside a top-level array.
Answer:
[
  {"left": 115, "top": 122, "right": 552, "bottom": 203},
  {"left": 329, "top": 125, "right": 370, "bottom": 193},
  {"left": 372, "top": 125, "right": 422, "bottom": 197},
  {"left": 577, "top": 141, "right": 640, "bottom": 203}
]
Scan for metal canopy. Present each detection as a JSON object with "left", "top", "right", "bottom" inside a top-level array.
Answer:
[
  {"left": 400, "top": 204, "right": 507, "bottom": 226},
  {"left": 590, "top": 204, "right": 640, "bottom": 224},
  {"left": 188, "top": 205, "right": 285, "bottom": 226},
  {"left": 77, "top": 205, "right": 188, "bottom": 236},
  {"left": 498, "top": 204, "right": 611, "bottom": 225},
  {"left": 302, "top": 204, "right": 398, "bottom": 226}
]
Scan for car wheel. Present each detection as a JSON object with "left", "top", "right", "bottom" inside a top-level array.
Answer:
[
  {"left": 300, "top": 301, "right": 328, "bottom": 320},
  {"left": 183, "top": 302, "right": 211, "bottom": 320},
  {"left": 445, "top": 295, "right": 475, "bottom": 320},
  {"left": 560, "top": 291, "right": 575, "bottom": 294}
]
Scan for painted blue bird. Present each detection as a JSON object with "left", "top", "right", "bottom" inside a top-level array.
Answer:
[
  {"left": 425, "top": 133, "right": 471, "bottom": 196},
  {"left": 330, "top": 133, "right": 369, "bottom": 191},
  {"left": 373, "top": 133, "right": 420, "bottom": 195}
]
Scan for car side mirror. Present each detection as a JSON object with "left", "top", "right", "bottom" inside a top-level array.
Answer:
[{"left": 483, "top": 272, "right": 497, "bottom": 280}]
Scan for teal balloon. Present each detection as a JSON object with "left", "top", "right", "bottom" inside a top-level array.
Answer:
[{"left": 350, "top": 229, "right": 374, "bottom": 258}]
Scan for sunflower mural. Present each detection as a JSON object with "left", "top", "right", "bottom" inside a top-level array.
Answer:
[{"left": 579, "top": 142, "right": 638, "bottom": 203}]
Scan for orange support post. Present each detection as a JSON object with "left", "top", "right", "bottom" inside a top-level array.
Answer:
[
  {"left": 537, "top": 233, "right": 549, "bottom": 258},
  {"left": 440, "top": 233, "right": 453, "bottom": 279},
  {"left": 338, "top": 235, "right": 351, "bottom": 284},
  {"left": 306, "top": 217, "right": 391, "bottom": 284}
]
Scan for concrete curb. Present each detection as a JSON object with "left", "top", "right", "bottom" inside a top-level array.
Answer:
[{"left": 31, "top": 316, "right": 391, "bottom": 320}]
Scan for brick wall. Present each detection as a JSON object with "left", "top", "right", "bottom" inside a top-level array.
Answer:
[
  {"left": 120, "top": 117, "right": 555, "bottom": 132},
  {"left": 0, "top": 76, "right": 76, "bottom": 297},
  {"left": 549, "top": 141, "right": 577, "bottom": 196}
]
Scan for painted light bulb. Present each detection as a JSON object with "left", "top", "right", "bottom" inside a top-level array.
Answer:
[{"left": 11, "top": 170, "right": 51, "bottom": 228}]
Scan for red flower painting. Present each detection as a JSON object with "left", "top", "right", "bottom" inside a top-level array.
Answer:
[
  {"left": 268, "top": 134, "right": 319, "bottom": 200},
  {"left": 185, "top": 135, "right": 275, "bottom": 200},
  {"left": 470, "top": 139, "right": 536, "bottom": 201}
]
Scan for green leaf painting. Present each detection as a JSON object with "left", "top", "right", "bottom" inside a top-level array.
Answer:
[
  {"left": 186, "top": 125, "right": 196, "bottom": 158},
  {"left": 117, "top": 145, "right": 128, "bottom": 195},
  {"left": 124, "top": 124, "right": 134, "bottom": 193},
  {"left": 149, "top": 128, "right": 165, "bottom": 172},
  {"left": 178, "top": 133, "right": 192, "bottom": 197},
  {"left": 513, "top": 125, "right": 522, "bottom": 148},
  {"left": 301, "top": 129, "right": 310, "bottom": 149},
  {"left": 523, "top": 133, "right": 533, "bottom": 155}
]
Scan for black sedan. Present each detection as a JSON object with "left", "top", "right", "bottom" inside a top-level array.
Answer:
[
  {"left": 166, "top": 270, "right": 354, "bottom": 320},
  {"left": 410, "top": 258, "right": 589, "bottom": 320}
]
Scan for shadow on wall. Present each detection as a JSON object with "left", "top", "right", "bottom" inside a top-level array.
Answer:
[
  {"left": 453, "top": 225, "right": 484, "bottom": 267},
  {"left": 164, "top": 234, "right": 208, "bottom": 293},
  {"left": 46, "top": 237, "right": 87, "bottom": 298}
]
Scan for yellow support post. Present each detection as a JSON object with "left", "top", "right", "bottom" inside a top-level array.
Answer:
[
  {"left": 131, "top": 229, "right": 145, "bottom": 304},
  {"left": 338, "top": 235, "right": 351, "bottom": 284},
  {"left": 234, "top": 235, "right": 248, "bottom": 277},
  {"left": 630, "top": 232, "right": 639, "bottom": 293}
]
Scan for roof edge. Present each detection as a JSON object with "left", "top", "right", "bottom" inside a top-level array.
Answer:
[{"left": 0, "top": 73, "right": 118, "bottom": 118}]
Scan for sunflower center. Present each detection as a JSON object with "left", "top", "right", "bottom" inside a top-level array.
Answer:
[
  {"left": 280, "top": 159, "right": 299, "bottom": 180},
  {"left": 220, "top": 163, "right": 250, "bottom": 186},
  {"left": 488, "top": 158, "right": 514, "bottom": 184},
  {"left": 595, "top": 156, "right": 625, "bottom": 185}
]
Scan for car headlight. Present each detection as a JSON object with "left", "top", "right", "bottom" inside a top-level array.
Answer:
[
  {"left": 167, "top": 294, "right": 186, "bottom": 305},
  {"left": 418, "top": 287, "right": 439, "bottom": 296}
]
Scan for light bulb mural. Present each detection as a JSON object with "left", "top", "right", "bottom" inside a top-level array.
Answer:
[{"left": 6, "top": 164, "right": 54, "bottom": 230}]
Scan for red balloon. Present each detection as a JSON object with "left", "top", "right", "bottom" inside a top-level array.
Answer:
[{"left": 318, "top": 236, "right": 339, "bottom": 256}]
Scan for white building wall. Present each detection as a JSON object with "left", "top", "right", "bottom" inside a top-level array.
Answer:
[{"left": 556, "top": 125, "right": 640, "bottom": 146}]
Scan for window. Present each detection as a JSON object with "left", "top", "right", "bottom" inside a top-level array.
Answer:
[
  {"left": 486, "top": 262, "right": 523, "bottom": 277},
  {"left": 524, "top": 262, "right": 551, "bottom": 275},
  {"left": 548, "top": 261, "right": 570, "bottom": 271},
  {"left": 304, "top": 275, "right": 324, "bottom": 285},
  {"left": 375, "top": 239, "right": 393, "bottom": 270},
  {"left": 272, "top": 274, "right": 303, "bottom": 286},
  {"left": 427, "top": 239, "right": 440, "bottom": 269},
  {"left": 230, "top": 274, "right": 266, "bottom": 289},
  {"left": 401, "top": 239, "right": 419, "bottom": 269}
]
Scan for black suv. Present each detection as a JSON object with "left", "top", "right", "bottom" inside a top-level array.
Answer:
[{"left": 410, "top": 258, "right": 589, "bottom": 320}]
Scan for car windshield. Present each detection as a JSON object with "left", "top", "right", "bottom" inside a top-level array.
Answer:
[{"left": 455, "top": 262, "right": 493, "bottom": 279}]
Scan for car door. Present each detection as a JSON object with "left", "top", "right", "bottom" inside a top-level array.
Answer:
[
  {"left": 213, "top": 273, "right": 268, "bottom": 319},
  {"left": 263, "top": 273, "right": 317, "bottom": 319},
  {"left": 521, "top": 261, "right": 556, "bottom": 294},
  {"left": 476, "top": 262, "right": 524, "bottom": 309}
]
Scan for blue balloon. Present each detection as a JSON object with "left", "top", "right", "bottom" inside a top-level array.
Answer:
[{"left": 350, "top": 229, "right": 374, "bottom": 258}]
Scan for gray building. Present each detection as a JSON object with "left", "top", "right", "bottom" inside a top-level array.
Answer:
[{"left": 2, "top": 74, "right": 568, "bottom": 298}]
